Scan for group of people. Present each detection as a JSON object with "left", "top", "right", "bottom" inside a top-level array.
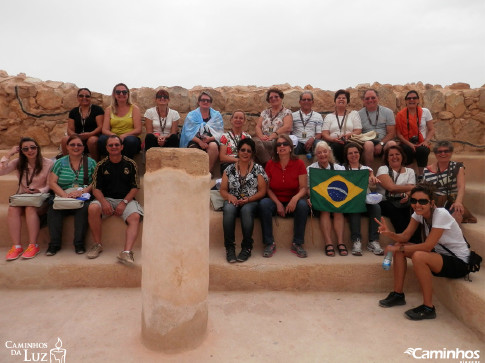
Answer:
[{"left": 1, "top": 85, "right": 473, "bottom": 321}]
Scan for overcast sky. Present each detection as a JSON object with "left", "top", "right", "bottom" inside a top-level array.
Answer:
[{"left": 1, "top": 0, "right": 484, "bottom": 94}]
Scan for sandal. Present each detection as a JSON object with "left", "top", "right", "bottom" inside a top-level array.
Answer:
[
  {"left": 325, "top": 244, "right": 335, "bottom": 257},
  {"left": 337, "top": 244, "right": 348, "bottom": 256}
]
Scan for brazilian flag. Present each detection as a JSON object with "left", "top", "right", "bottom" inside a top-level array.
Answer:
[{"left": 309, "top": 169, "right": 368, "bottom": 213}]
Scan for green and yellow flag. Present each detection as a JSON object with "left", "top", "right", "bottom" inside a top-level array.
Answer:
[{"left": 309, "top": 169, "right": 368, "bottom": 213}]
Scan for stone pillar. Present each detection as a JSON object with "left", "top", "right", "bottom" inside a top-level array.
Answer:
[{"left": 141, "top": 148, "right": 210, "bottom": 352}]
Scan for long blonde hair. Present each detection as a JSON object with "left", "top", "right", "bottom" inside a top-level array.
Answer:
[{"left": 110, "top": 83, "right": 132, "bottom": 115}]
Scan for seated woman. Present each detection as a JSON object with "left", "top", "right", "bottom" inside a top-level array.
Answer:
[
  {"left": 219, "top": 110, "right": 251, "bottom": 174},
  {"left": 1, "top": 138, "right": 53, "bottom": 260},
  {"left": 376, "top": 145, "right": 420, "bottom": 243},
  {"left": 144, "top": 89, "right": 180, "bottom": 151},
  {"left": 307, "top": 141, "right": 347, "bottom": 257},
  {"left": 219, "top": 139, "right": 267, "bottom": 263},
  {"left": 98, "top": 83, "right": 142, "bottom": 159},
  {"left": 342, "top": 142, "right": 383, "bottom": 256},
  {"left": 376, "top": 184, "right": 470, "bottom": 320},
  {"left": 180, "top": 91, "right": 223, "bottom": 175},
  {"left": 322, "top": 89, "right": 362, "bottom": 164},
  {"left": 395, "top": 90, "right": 435, "bottom": 177},
  {"left": 423, "top": 140, "right": 471, "bottom": 223},
  {"left": 61, "top": 88, "right": 104, "bottom": 161},
  {"left": 253, "top": 88, "right": 293, "bottom": 165},
  {"left": 47, "top": 134, "right": 96, "bottom": 255},
  {"left": 259, "top": 134, "right": 309, "bottom": 258}
]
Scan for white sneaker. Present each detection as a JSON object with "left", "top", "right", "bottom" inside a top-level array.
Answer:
[
  {"left": 352, "top": 239, "right": 362, "bottom": 256},
  {"left": 367, "top": 241, "right": 384, "bottom": 255},
  {"left": 117, "top": 251, "right": 134, "bottom": 265}
]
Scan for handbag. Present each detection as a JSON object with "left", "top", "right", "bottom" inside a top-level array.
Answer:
[
  {"left": 9, "top": 193, "right": 50, "bottom": 207},
  {"left": 53, "top": 157, "right": 90, "bottom": 210},
  {"left": 210, "top": 190, "right": 224, "bottom": 211},
  {"left": 433, "top": 193, "right": 476, "bottom": 224},
  {"left": 349, "top": 131, "right": 377, "bottom": 146}
]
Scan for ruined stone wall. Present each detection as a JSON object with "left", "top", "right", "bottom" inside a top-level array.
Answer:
[{"left": 0, "top": 70, "right": 484, "bottom": 151}]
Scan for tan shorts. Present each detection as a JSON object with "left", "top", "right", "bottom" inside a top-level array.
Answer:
[{"left": 91, "top": 198, "right": 144, "bottom": 222}]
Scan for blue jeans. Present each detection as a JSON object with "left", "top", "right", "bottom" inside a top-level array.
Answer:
[
  {"left": 347, "top": 203, "right": 381, "bottom": 242},
  {"left": 223, "top": 201, "right": 258, "bottom": 250},
  {"left": 294, "top": 139, "right": 320, "bottom": 155},
  {"left": 259, "top": 197, "right": 309, "bottom": 245},
  {"left": 98, "top": 134, "right": 141, "bottom": 159}
]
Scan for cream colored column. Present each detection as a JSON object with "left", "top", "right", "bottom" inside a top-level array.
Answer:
[{"left": 141, "top": 148, "right": 210, "bottom": 352}]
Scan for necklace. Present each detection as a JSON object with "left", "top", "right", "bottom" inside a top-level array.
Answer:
[{"left": 79, "top": 105, "right": 92, "bottom": 133}]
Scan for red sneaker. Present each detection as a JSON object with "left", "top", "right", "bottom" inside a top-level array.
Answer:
[
  {"left": 21, "top": 244, "right": 40, "bottom": 259},
  {"left": 6, "top": 246, "right": 24, "bottom": 261}
]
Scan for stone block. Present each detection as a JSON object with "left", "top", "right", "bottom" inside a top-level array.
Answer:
[{"left": 446, "top": 93, "right": 466, "bottom": 118}]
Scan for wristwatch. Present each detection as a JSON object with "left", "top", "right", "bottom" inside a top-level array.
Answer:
[{"left": 122, "top": 199, "right": 129, "bottom": 204}]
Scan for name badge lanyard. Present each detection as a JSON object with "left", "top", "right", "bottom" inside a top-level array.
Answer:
[
  {"left": 365, "top": 106, "right": 380, "bottom": 127},
  {"left": 335, "top": 110, "right": 347, "bottom": 136},
  {"left": 299, "top": 110, "right": 313, "bottom": 138},
  {"left": 406, "top": 108, "right": 421, "bottom": 140},
  {"left": 268, "top": 108, "right": 283, "bottom": 133},
  {"left": 79, "top": 105, "right": 92, "bottom": 134},
  {"left": 157, "top": 107, "right": 169, "bottom": 135}
]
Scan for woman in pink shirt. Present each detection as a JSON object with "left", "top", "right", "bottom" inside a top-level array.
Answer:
[{"left": 0, "top": 137, "right": 53, "bottom": 260}]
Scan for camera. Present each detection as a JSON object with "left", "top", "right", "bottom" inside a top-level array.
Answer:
[{"left": 409, "top": 136, "right": 419, "bottom": 144}]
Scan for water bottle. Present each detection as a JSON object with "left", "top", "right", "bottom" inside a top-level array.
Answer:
[
  {"left": 382, "top": 251, "right": 393, "bottom": 270},
  {"left": 306, "top": 152, "right": 313, "bottom": 160}
]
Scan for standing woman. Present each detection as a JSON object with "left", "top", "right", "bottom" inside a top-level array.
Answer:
[
  {"left": 47, "top": 134, "right": 96, "bottom": 255},
  {"left": 259, "top": 134, "right": 309, "bottom": 258},
  {"left": 219, "top": 139, "right": 267, "bottom": 263},
  {"left": 342, "top": 142, "right": 383, "bottom": 256},
  {"left": 395, "top": 90, "right": 435, "bottom": 177},
  {"left": 98, "top": 83, "right": 142, "bottom": 159},
  {"left": 180, "top": 91, "right": 224, "bottom": 175},
  {"left": 61, "top": 88, "right": 104, "bottom": 161},
  {"left": 322, "top": 89, "right": 362, "bottom": 164},
  {"left": 219, "top": 110, "right": 251, "bottom": 174},
  {"left": 144, "top": 89, "right": 180, "bottom": 151},
  {"left": 1, "top": 138, "right": 53, "bottom": 260},
  {"left": 253, "top": 88, "right": 293, "bottom": 165},
  {"left": 307, "top": 141, "right": 347, "bottom": 256}
]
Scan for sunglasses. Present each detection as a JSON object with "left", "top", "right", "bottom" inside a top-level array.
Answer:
[
  {"left": 199, "top": 98, "right": 212, "bottom": 103},
  {"left": 410, "top": 198, "right": 430, "bottom": 205},
  {"left": 406, "top": 96, "right": 419, "bottom": 100},
  {"left": 107, "top": 143, "right": 121, "bottom": 148},
  {"left": 21, "top": 146, "right": 38, "bottom": 152},
  {"left": 156, "top": 95, "right": 169, "bottom": 100},
  {"left": 69, "top": 143, "right": 84, "bottom": 148},
  {"left": 78, "top": 94, "right": 91, "bottom": 99},
  {"left": 435, "top": 149, "right": 451, "bottom": 154},
  {"left": 239, "top": 148, "right": 252, "bottom": 153},
  {"left": 115, "top": 90, "right": 128, "bottom": 95},
  {"left": 276, "top": 142, "right": 291, "bottom": 147}
]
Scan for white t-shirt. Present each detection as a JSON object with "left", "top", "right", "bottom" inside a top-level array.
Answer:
[
  {"left": 412, "top": 208, "right": 469, "bottom": 263},
  {"left": 292, "top": 110, "right": 323, "bottom": 143},
  {"left": 376, "top": 165, "right": 415, "bottom": 200},
  {"left": 144, "top": 107, "right": 180, "bottom": 136},
  {"left": 323, "top": 110, "right": 362, "bottom": 138},
  {"left": 418, "top": 107, "right": 433, "bottom": 139}
]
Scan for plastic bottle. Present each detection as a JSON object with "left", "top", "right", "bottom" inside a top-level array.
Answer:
[{"left": 382, "top": 251, "right": 393, "bottom": 270}]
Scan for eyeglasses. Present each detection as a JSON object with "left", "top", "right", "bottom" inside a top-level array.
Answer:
[
  {"left": 410, "top": 198, "right": 430, "bottom": 205},
  {"left": 300, "top": 98, "right": 313, "bottom": 102},
  {"left": 406, "top": 97, "right": 419, "bottom": 100},
  {"left": 239, "top": 148, "right": 252, "bottom": 153},
  {"left": 107, "top": 143, "right": 121, "bottom": 148},
  {"left": 269, "top": 96, "right": 280, "bottom": 100},
  {"left": 156, "top": 95, "right": 169, "bottom": 100},
  {"left": 364, "top": 96, "right": 377, "bottom": 101},
  {"left": 68, "top": 143, "right": 84, "bottom": 148},
  {"left": 115, "top": 90, "right": 128, "bottom": 95},
  {"left": 78, "top": 94, "right": 91, "bottom": 99},
  {"left": 199, "top": 98, "right": 212, "bottom": 103},
  {"left": 276, "top": 142, "right": 291, "bottom": 147},
  {"left": 21, "top": 146, "right": 38, "bottom": 152},
  {"left": 435, "top": 149, "right": 451, "bottom": 154}
]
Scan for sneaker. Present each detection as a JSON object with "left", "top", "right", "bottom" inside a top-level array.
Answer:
[
  {"left": 6, "top": 246, "right": 23, "bottom": 261},
  {"left": 45, "top": 246, "right": 60, "bottom": 256},
  {"left": 263, "top": 243, "right": 276, "bottom": 258},
  {"left": 75, "top": 245, "right": 86, "bottom": 254},
  {"left": 226, "top": 248, "right": 237, "bottom": 263},
  {"left": 117, "top": 251, "right": 134, "bottom": 265},
  {"left": 291, "top": 243, "right": 307, "bottom": 258},
  {"left": 21, "top": 244, "right": 40, "bottom": 259},
  {"left": 367, "top": 240, "right": 384, "bottom": 255},
  {"left": 405, "top": 305, "right": 436, "bottom": 320},
  {"left": 379, "top": 291, "right": 406, "bottom": 308},
  {"left": 352, "top": 239, "right": 362, "bottom": 256},
  {"left": 87, "top": 244, "right": 103, "bottom": 259},
  {"left": 237, "top": 249, "right": 252, "bottom": 262}
]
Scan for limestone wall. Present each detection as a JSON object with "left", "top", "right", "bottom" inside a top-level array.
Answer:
[{"left": 1, "top": 70, "right": 484, "bottom": 151}]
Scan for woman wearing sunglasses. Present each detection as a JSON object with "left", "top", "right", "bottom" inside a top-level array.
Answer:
[
  {"left": 61, "top": 88, "right": 104, "bottom": 161},
  {"left": 307, "top": 141, "right": 347, "bottom": 257},
  {"left": 219, "top": 139, "right": 267, "bottom": 263},
  {"left": 47, "top": 134, "right": 96, "bottom": 256},
  {"left": 376, "top": 184, "right": 470, "bottom": 320},
  {"left": 180, "top": 91, "right": 223, "bottom": 175},
  {"left": 144, "top": 89, "right": 180, "bottom": 151},
  {"left": 98, "top": 83, "right": 142, "bottom": 159},
  {"left": 254, "top": 88, "right": 293, "bottom": 166},
  {"left": 395, "top": 90, "right": 435, "bottom": 177},
  {"left": 1, "top": 138, "right": 53, "bottom": 260},
  {"left": 259, "top": 134, "right": 309, "bottom": 258}
]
